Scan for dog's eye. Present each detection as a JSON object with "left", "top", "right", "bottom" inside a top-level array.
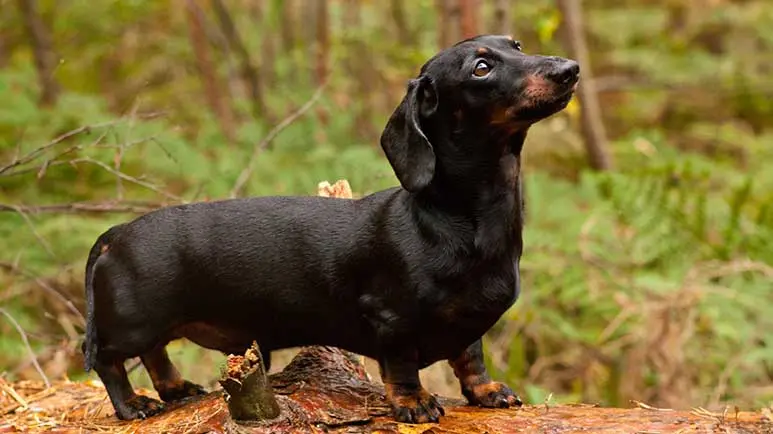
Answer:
[
  {"left": 513, "top": 40, "right": 522, "bottom": 51},
  {"left": 473, "top": 60, "right": 491, "bottom": 77}
]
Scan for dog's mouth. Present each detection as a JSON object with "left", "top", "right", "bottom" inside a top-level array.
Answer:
[
  {"left": 488, "top": 78, "right": 579, "bottom": 131},
  {"left": 516, "top": 80, "right": 578, "bottom": 121}
]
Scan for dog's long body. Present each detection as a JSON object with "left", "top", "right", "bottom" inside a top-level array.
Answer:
[
  {"left": 85, "top": 189, "right": 515, "bottom": 366},
  {"left": 83, "top": 34, "right": 579, "bottom": 423}
]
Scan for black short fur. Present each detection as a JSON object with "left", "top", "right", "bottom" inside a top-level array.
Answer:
[{"left": 82, "top": 34, "right": 579, "bottom": 423}]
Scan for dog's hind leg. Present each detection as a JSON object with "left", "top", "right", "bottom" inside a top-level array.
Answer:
[
  {"left": 140, "top": 345, "right": 207, "bottom": 403},
  {"left": 94, "top": 356, "right": 165, "bottom": 420}
]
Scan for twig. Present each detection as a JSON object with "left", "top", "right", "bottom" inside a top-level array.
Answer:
[
  {"left": 3, "top": 204, "right": 55, "bottom": 259},
  {"left": 0, "top": 386, "right": 56, "bottom": 416},
  {"left": 0, "top": 307, "right": 50, "bottom": 388},
  {"left": 0, "top": 261, "right": 85, "bottom": 325},
  {"left": 115, "top": 99, "right": 141, "bottom": 200},
  {"left": 69, "top": 157, "right": 182, "bottom": 202},
  {"left": 691, "top": 406, "right": 723, "bottom": 421},
  {"left": 230, "top": 81, "right": 329, "bottom": 198},
  {"left": 3, "top": 132, "right": 159, "bottom": 179},
  {"left": 631, "top": 400, "right": 674, "bottom": 411},
  {"left": 0, "top": 381, "right": 28, "bottom": 410},
  {"left": 0, "top": 113, "right": 164, "bottom": 176},
  {"left": 543, "top": 392, "right": 553, "bottom": 414},
  {"left": 0, "top": 201, "right": 167, "bottom": 215},
  {"left": 709, "top": 332, "right": 757, "bottom": 408}
]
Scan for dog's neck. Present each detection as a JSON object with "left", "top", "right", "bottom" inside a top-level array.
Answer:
[{"left": 412, "top": 128, "right": 527, "bottom": 259}]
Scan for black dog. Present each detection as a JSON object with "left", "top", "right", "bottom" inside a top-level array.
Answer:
[{"left": 82, "top": 34, "right": 579, "bottom": 424}]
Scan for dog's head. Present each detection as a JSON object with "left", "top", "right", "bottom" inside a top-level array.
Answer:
[{"left": 381, "top": 34, "right": 579, "bottom": 192}]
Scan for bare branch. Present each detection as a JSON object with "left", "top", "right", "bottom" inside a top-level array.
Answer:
[
  {"left": 0, "top": 113, "right": 165, "bottom": 177},
  {"left": 4, "top": 136, "right": 160, "bottom": 179},
  {"left": 115, "top": 101, "right": 142, "bottom": 200},
  {"left": 0, "top": 307, "right": 50, "bottom": 388},
  {"left": 3, "top": 204, "right": 55, "bottom": 260},
  {"left": 0, "top": 261, "right": 85, "bottom": 326},
  {"left": 230, "top": 82, "right": 329, "bottom": 198},
  {"left": 68, "top": 158, "right": 182, "bottom": 202},
  {"left": 0, "top": 201, "right": 167, "bottom": 215}
]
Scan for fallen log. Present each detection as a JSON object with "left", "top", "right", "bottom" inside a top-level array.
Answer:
[{"left": 1, "top": 346, "right": 771, "bottom": 433}]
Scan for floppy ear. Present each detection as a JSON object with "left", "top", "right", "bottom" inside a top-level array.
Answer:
[{"left": 380, "top": 76, "right": 438, "bottom": 192}]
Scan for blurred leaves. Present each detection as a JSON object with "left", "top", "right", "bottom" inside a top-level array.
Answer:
[{"left": 0, "top": 0, "right": 772, "bottom": 412}]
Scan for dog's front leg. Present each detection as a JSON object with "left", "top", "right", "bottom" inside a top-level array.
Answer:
[
  {"left": 380, "top": 351, "right": 444, "bottom": 423},
  {"left": 449, "top": 339, "right": 523, "bottom": 408}
]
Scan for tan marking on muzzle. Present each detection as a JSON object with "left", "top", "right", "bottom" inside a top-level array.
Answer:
[{"left": 522, "top": 74, "right": 555, "bottom": 102}]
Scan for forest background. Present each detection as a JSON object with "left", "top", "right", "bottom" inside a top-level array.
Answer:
[{"left": 1, "top": 0, "right": 772, "bottom": 412}]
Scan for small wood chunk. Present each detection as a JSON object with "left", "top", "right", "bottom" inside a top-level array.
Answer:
[
  {"left": 317, "top": 179, "right": 353, "bottom": 199},
  {"left": 220, "top": 341, "right": 280, "bottom": 422}
]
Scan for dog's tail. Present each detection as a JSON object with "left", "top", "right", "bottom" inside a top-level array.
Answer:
[{"left": 82, "top": 225, "right": 122, "bottom": 372}]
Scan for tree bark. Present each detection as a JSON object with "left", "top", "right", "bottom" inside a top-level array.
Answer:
[
  {"left": 492, "top": 0, "right": 512, "bottom": 36},
  {"left": 556, "top": 0, "right": 613, "bottom": 171},
  {"left": 185, "top": 0, "right": 236, "bottom": 142},
  {"left": 314, "top": 0, "right": 329, "bottom": 87},
  {"left": 220, "top": 342, "right": 280, "bottom": 421},
  {"left": 436, "top": 0, "right": 460, "bottom": 49},
  {"left": 390, "top": 0, "right": 413, "bottom": 47},
  {"left": 459, "top": 0, "right": 479, "bottom": 39},
  {"left": 17, "top": 0, "right": 59, "bottom": 107},
  {"left": 343, "top": 0, "right": 377, "bottom": 141},
  {"left": 279, "top": 0, "right": 299, "bottom": 83},
  {"left": 312, "top": 0, "right": 330, "bottom": 128},
  {"left": 211, "top": 0, "right": 272, "bottom": 124}
]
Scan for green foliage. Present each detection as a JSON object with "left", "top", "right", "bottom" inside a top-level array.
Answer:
[{"left": 1, "top": 0, "right": 772, "bottom": 412}]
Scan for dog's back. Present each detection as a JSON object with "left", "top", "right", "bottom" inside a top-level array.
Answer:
[{"left": 87, "top": 191, "right": 408, "bottom": 361}]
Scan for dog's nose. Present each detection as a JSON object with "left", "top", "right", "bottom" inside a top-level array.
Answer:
[{"left": 547, "top": 60, "right": 580, "bottom": 85}]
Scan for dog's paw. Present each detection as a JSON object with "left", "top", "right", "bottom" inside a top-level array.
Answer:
[
  {"left": 387, "top": 385, "right": 445, "bottom": 424},
  {"left": 117, "top": 395, "right": 166, "bottom": 420},
  {"left": 158, "top": 380, "right": 208, "bottom": 403},
  {"left": 465, "top": 381, "right": 523, "bottom": 409}
]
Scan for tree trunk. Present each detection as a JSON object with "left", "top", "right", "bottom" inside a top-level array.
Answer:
[
  {"left": 313, "top": 0, "right": 330, "bottom": 128},
  {"left": 279, "top": 0, "right": 299, "bottom": 83},
  {"left": 343, "top": 0, "right": 377, "bottom": 141},
  {"left": 459, "top": 0, "right": 479, "bottom": 39},
  {"left": 436, "top": 0, "right": 460, "bottom": 49},
  {"left": 211, "top": 0, "right": 272, "bottom": 124},
  {"left": 185, "top": 0, "right": 236, "bottom": 142},
  {"left": 492, "top": 0, "right": 512, "bottom": 36},
  {"left": 556, "top": 0, "right": 613, "bottom": 171},
  {"left": 17, "top": 0, "right": 59, "bottom": 107},
  {"left": 390, "top": 0, "right": 413, "bottom": 47},
  {"left": 300, "top": 0, "right": 318, "bottom": 85},
  {"left": 314, "top": 0, "right": 329, "bottom": 87}
]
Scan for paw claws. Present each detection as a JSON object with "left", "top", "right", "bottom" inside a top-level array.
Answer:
[
  {"left": 509, "top": 394, "right": 523, "bottom": 407},
  {"left": 118, "top": 395, "right": 166, "bottom": 420},
  {"left": 391, "top": 391, "right": 444, "bottom": 424},
  {"left": 467, "top": 381, "right": 523, "bottom": 409}
]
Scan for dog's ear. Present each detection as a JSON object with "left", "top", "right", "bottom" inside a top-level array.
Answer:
[{"left": 380, "top": 76, "right": 438, "bottom": 192}]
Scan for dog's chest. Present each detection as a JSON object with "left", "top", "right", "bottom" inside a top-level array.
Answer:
[{"left": 427, "top": 261, "right": 520, "bottom": 340}]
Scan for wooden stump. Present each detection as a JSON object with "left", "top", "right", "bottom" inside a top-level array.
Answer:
[{"left": 219, "top": 342, "right": 280, "bottom": 422}]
